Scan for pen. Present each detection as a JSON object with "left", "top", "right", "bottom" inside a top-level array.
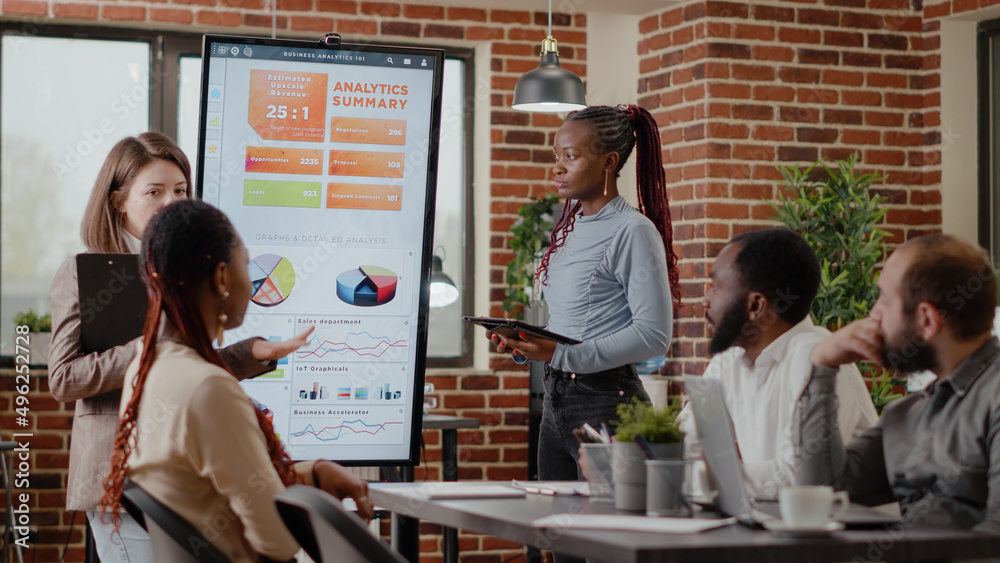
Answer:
[
  {"left": 581, "top": 423, "right": 608, "bottom": 443},
  {"left": 525, "top": 486, "right": 558, "bottom": 495},
  {"left": 634, "top": 435, "right": 660, "bottom": 460}
]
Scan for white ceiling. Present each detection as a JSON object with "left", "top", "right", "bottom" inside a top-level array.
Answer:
[{"left": 415, "top": 0, "right": 680, "bottom": 16}]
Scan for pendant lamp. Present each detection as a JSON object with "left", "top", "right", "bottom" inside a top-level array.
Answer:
[
  {"left": 511, "top": 0, "right": 587, "bottom": 112},
  {"left": 429, "top": 255, "right": 460, "bottom": 308}
]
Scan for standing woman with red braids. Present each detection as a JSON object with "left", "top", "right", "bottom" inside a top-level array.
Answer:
[
  {"left": 100, "top": 199, "right": 372, "bottom": 562},
  {"left": 493, "top": 104, "right": 680, "bottom": 489}
]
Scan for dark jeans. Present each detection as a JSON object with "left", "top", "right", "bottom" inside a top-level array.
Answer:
[
  {"left": 538, "top": 363, "right": 650, "bottom": 482},
  {"left": 532, "top": 363, "right": 650, "bottom": 563}
]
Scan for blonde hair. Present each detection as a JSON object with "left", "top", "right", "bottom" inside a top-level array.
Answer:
[{"left": 80, "top": 133, "right": 191, "bottom": 253}]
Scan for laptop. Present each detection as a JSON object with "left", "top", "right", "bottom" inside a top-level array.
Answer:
[
  {"left": 683, "top": 374, "right": 900, "bottom": 527},
  {"left": 77, "top": 254, "right": 149, "bottom": 354}
]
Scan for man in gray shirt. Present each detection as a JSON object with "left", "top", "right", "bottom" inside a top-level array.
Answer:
[{"left": 798, "top": 234, "right": 1000, "bottom": 532}]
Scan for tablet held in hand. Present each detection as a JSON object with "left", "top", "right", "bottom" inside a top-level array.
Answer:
[{"left": 462, "top": 316, "right": 580, "bottom": 345}]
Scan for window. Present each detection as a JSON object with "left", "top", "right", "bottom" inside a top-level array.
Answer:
[
  {"left": 0, "top": 29, "right": 155, "bottom": 354},
  {"left": 0, "top": 25, "right": 473, "bottom": 365},
  {"left": 426, "top": 56, "right": 473, "bottom": 364}
]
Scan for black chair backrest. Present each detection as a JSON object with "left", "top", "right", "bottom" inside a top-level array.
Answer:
[
  {"left": 275, "top": 485, "right": 405, "bottom": 563},
  {"left": 120, "top": 481, "right": 231, "bottom": 563}
]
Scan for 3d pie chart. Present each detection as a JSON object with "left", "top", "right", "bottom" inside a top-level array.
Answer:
[
  {"left": 336, "top": 265, "right": 398, "bottom": 307},
  {"left": 249, "top": 254, "right": 295, "bottom": 307}
]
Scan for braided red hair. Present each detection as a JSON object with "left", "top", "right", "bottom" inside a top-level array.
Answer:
[{"left": 99, "top": 200, "right": 297, "bottom": 530}]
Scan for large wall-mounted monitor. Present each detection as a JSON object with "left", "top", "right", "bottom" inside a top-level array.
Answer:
[{"left": 196, "top": 34, "right": 444, "bottom": 466}]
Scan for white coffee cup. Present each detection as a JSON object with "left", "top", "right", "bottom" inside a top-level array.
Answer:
[{"left": 778, "top": 486, "right": 849, "bottom": 526}]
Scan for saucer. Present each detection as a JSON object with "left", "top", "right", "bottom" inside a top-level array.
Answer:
[{"left": 762, "top": 520, "right": 845, "bottom": 536}]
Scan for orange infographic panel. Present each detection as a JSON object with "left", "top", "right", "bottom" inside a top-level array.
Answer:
[
  {"left": 329, "top": 150, "right": 404, "bottom": 178},
  {"left": 327, "top": 184, "right": 403, "bottom": 211},
  {"left": 329, "top": 117, "right": 407, "bottom": 145},
  {"left": 248, "top": 70, "right": 328, "bottom": 142},
  {"left": 245, "top": 146, "right": 323, "bottom": 175}
]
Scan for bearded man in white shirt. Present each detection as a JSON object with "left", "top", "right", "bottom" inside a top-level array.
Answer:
[{"left": 680, "top": 228, "right": 879, "bottom": 499}]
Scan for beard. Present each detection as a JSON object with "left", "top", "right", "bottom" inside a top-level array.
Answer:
[
  {"left": 881, "top": 320, "right": 937, "bottom": 374},
  {"left": 708, "top": 303, "right": 750, "bottom": 355}
]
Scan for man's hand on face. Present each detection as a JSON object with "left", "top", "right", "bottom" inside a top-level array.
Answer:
[{"left": 809, "top": 317, "right": 885, "bottom": 369}]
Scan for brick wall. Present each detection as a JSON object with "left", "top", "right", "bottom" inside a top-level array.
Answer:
[
  {"left": 637, "top": 0, "right": 945, "bottom": 376},
  {"left": 0, "top": 372, "right": 76, "bottom": 562}
]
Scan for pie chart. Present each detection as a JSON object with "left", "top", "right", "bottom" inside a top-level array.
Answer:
[
  {"left": 249, "top": 254, "right": 295, "bottom": 307},
  {"left": 336, "top": 265, "right": 398, "bottom": 307}
]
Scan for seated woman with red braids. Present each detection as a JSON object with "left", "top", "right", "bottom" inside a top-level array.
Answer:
[
  {"left": 100, "top": 199, "right": 373, "bottom": 562},
  {"left": 492, "top": 104, "right": 680, "bottom": 493}
]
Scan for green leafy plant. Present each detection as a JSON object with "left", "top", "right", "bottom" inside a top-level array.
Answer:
[
  {"left": 768, "top": 153, "right": 904, "bottom": 411},
  {"left": 502, "top": 192, "right": 561, "bottom": 319},
  {"left": 769, "top": 153, "right": 890, "bottom": 331},
  {"left": 13, "top": 309, "right": 51, "bottom": 333},
  {"left": 613, "top": 398, "right": 683, "bottom": 444},
  {"left": 870, "top": 371, "right": 905, "bottom": 414}
]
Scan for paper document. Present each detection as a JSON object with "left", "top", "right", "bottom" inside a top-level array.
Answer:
[
  {"left": 532, "top": 514, "right": 737, "bottom": 534},
  {"left": 511, "top": 480, "right": 589, "bottom": 496},
  {"left": 423, "top": 483, "right": 526, "bottom": 499}
]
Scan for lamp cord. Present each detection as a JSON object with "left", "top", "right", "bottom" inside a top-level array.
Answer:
[{"left": 547, "top": 0, "right": 552, "bottom": 37}]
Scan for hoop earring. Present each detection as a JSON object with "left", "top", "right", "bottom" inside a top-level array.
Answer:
[{"left": 216, "top": 291, "right": 230, "bottom": 347}]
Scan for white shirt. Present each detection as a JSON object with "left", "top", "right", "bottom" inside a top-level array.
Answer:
[
  {"left": 680, "top": 317, "right": 878, "bottom": 499},
  {"left": 122, "top": 229, "right": 141, "bottom": 254}
]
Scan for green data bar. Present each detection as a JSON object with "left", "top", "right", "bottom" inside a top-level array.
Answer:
[
  {"left": 244, "top": 180, "right": 322, "bottom": 208},
  {"left": 258, "top": 368, "right": 285, "bottom": 379}
]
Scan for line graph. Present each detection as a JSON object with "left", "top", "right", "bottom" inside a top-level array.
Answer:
[
  {"left": 296, "top": 330, "right": 406, "bottom": 360},
  {"left": 290, "top": 418, "right": 404, "bottom": 445}
]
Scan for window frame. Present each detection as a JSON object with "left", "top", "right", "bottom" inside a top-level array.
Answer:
[
  {"left": 427, "top": 47, "right": 475, "bottom": 368},
  {"left": 978, "top": 18, "right": 1000, "bottom": 258},
  {"left": 0, "top": 23, "right": 475, "bottom": 367}
]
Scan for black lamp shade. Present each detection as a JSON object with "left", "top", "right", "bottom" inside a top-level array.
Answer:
[
  {"left": 429, "top": 255, "right": 459, "bottom": 308},
  {"left": 511, "top": 52, "right": 586, "bottom": 113}
]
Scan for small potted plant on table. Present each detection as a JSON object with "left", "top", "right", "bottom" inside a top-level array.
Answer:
[{"left": 611, "top": 398, "right": 683, "bottom": 511}]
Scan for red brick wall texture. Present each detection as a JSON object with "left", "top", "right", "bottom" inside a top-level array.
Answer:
[
  {"left": 639, "top": 0, "right": 951, "bottom": 376},
  {"left": 0, "top": 0, "right": 979, "bottom": 560}
]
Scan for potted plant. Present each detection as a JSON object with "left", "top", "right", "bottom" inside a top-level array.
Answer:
[
  {"left": 12, "top": 309, "right": 52, "bottom": 366},
  {"left": 768, "top": 154, "right": 905, "bottom": 413},
  {"left": 769, "top": 153, "right": 889, "bottom": 331},
  {"left": 502, "top": 192, "right": 560, "bottom": 320},
  {"left": 611, "top": 398, "right": 684, "bottom": 511}
]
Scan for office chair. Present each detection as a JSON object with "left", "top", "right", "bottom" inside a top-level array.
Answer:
[
  {"left": 120, "top": 481, "right": 230, "bottom": 563},
  {"left": 275, "top": 485, "right": 405, "bottom": 563}
]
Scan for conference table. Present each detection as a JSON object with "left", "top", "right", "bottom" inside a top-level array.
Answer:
[
  {"left": 389, "top": 414, "right": 480, "bottom": 563},
  {"left": 370, "top": 481, "right": 1000, "bottom": 562}
]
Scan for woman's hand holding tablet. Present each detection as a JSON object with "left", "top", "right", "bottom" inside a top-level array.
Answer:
[{"left": 464, "top": 316, "right": 578, "bottom": 363}]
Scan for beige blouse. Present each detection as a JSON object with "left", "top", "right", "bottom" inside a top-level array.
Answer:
[{"left": 121, "top": 339, "right": 316, "bottom": 562}]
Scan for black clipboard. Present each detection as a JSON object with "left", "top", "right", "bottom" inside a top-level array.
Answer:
[
  {"left": 462, "top": 316, "right": 580, "bottom": 345},
  {"left": 76, "top": 254, "right": 149, "bottom": 354}
]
